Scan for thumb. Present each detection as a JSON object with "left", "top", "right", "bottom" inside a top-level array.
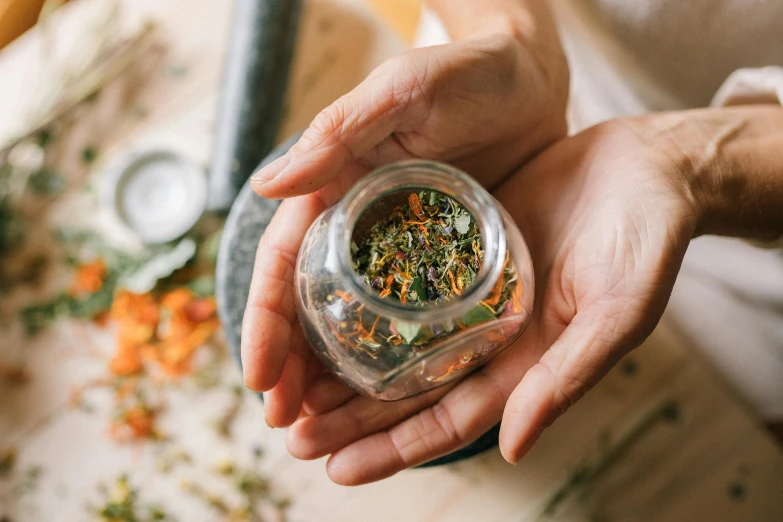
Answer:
[
  {"left": 250, "top": 55, "right": 431, "bottom": 199},
  {"left": 499, "top": 310, "right": 631, "bottom": 464}
]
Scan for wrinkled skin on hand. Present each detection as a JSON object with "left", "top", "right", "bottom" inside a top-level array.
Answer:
[
  {"left": 274, "top": 119, "right": 699, "bottom": 485},
  {"left": 241, "top": 36, "right": 703, "bottom": 486},
  {"left": 248, "top": 33, "right": 568, "bottom": 199}
]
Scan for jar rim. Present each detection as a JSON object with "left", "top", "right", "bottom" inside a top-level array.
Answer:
[{"left": 330, "top": 160, "right": 506, "bottom": 323}]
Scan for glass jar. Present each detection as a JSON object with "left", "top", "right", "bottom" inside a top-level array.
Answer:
[{"left": 294, "top": 160, "right": 534, "bottom": 401}]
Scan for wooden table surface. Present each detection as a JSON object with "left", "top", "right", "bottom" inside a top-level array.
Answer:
[{"left": 1, "top": 1, "right": 782, "bottom": 521}]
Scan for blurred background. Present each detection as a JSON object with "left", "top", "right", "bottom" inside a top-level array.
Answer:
[{"left": 1, "top": 1, "right": 782, "bottom": 521}]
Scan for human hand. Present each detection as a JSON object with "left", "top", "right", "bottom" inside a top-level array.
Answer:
[
  {"left": 242, "top": 32, "right": 568, "bottom": 423},
  {"left": 282, "top": 114, "right": 706, "bottom": 484}
]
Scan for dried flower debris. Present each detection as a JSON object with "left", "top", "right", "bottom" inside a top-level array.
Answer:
[
  {"left": 0, "top": 449, "right": 16, "bottom": 478},
  {"left": 92, "top": 475, "right": 170, "bottom": 522},
  {"left": 352, "top": 190, "right": 490, "bottom": 305},
  {"left": 181, "top": 459, "right": 290, "bottom": 522}
]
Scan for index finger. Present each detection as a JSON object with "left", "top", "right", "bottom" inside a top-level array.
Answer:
[
  {"left": 249, "top": 51, "right": 433, "bottom": 199},
  {"left": 241, "top": 195, "right": 327, "bottom": 391}
]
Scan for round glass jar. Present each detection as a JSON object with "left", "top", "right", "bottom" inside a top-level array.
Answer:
[{"left": 294, "top": 160, "right": 534, "bottom": 401}]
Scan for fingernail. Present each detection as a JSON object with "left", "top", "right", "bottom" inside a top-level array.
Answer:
[
  {"left": 250, "top": 154, "right": 292, "bottom": 186},
  {"left": 265, "top": 416, "right": 274, "bottom": 429}
]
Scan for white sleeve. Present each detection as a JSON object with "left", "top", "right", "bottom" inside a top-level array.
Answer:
[
  {"left": 711, "top": 66, "right": 783, "bottom": 107},
  {"left": 412, "top": 7, "right": 451, "bottom": 48},
  {"left": 711, "top": 66, "right": 783, "bottom": 249}
]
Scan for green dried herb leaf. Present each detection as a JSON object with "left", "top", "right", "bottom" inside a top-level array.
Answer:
[
  {"left": 0, "top": 195, "right": 25, "bottom": 254},
  {"left": 35, "top": 129, "right": 53, "bottom": 149},
  {"left": 0, "top": 161, "right": 13, "bottom": 181},
  {"left": 28, "top": 167, "right": 65, "bottom": 195},
  {"left": 454, "top": 213, "right": 471, "bottom": 235},
  {"left": 82, "top": 146, "right": 98, "bottom": 164},
  {"left": 0, "top": 448, "right": 16, "bottom": 477},
  {"left": 460, "top": 303, "right": 496, "bottom": 327},
  {"left": 202, "top": 230, "right": 222, "bottom": 265},
  {"left": 164, "top": 63, "right": 188, "bottom": 77},
  {"left": 395, "top": 321, "right": 420, "bottom": 344},
  {"left": 409, "top": 276, "right": 426, "bottom": 302},
  {"left": 187, "top": 276, "right": 215, "bottom": 297}
]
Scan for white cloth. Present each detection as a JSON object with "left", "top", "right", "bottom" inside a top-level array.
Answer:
[{"left": 416, "top": 2, "right": 783, "bottom": 420}]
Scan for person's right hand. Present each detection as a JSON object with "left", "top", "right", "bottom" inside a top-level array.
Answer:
[{"left": 242, "top": 32, "right": 569, "bottom": 426}]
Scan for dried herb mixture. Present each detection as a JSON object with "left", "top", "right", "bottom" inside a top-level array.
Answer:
[{"left": 352, "top": 190, "right": 485, "bottom": 305}]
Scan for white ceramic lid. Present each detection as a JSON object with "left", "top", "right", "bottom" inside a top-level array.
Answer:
[{"left": 102, "top": 149, "right": 207, "bottom": 244}]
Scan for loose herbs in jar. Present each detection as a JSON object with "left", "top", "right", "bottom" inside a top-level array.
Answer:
[
  {"left": 294, "top": 161, "right": 534, "bottom": 401},
  {"left": 352, "top": 190, "right": 519, "bottom": 339}
]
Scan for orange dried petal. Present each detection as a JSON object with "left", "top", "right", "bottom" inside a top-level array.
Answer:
[
  {"left": 183, "top": 297, "right": 217, "bottom": 323},
  {"left": 408, "top": 192, "right": 425, "bottom": 220},
  {"left": 333, "top": 291, "right": 353, "bottom": 303},
  {"left": 109, "top": 340, "right": 143, "bottom": 376},
  {"left": 70, "top": 258, "right": 107, "bottom": 295},
  {"left": 119, "top": 406, "right": 156, "bottom": 439},
  {"left": 161, "top": 288, "right": 195, "bottom": 311}
]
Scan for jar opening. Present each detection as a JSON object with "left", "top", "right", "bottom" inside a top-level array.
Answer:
[
  {"left": 330, "top": 161, "right": 506, "bottom": 323},
  {"left": 351, "top": 188, "right": 488, "bottom": 308}
]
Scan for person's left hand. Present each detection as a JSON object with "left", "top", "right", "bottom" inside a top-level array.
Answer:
[{"left": 284, "top": 113, "right": 706, "bottom": 484}]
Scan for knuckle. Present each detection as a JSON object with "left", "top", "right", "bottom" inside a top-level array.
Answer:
[
  {"left": 526, "top": 362, "right": 590, "bottom": 427},
  {"left": 297, "top": 100, "right": 350, "bottom": 152},
  {"left": 384, "top": 51, "right": 434, "bottom": 108},
  {"left": 428, "top": 403, "right": 463, "bottom": 448},
  {"left": 553, "top": 370, "right": 592, "bottom": 418}
]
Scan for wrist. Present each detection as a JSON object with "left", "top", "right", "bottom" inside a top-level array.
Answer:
[
  {"left": 425, "top": 0, "right": 568, "bottom": 76},
  {"left": 646, "top": 107, "right": 783, "bottom": 240},
  {"left": 425, "top": 0, "right": 526, "bottom": 40}
]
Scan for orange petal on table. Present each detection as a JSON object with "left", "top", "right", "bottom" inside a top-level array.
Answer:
[
  {"left": 109, "top": 340, "right": 144, "bottom": 376},
  {"left": 158, "top": 320, "right": 219, "bottom": 376},
  {"left": 111, "top": 406, "right": 157, "bottom": 441},
  {"left": 111, "top": 291, "right": 160, "bottom": 326},
  {"left": 69, "top": 258, "right": 107, "bottom": 295},
  {"left": 117, "top": 380, "right": 138, "bottom": 402},
  {"left": 92, "top": 311, "right": 111, "bottom": 327},
  {"left": 160, "top": 357, "right": 192, "bottom": 377},
  {"left": 160, "top": 288, "right": 195, "bottom": 311},
  {"left": 139, "top": 343, "right": 159, "bottom": 362},
  {"left": 117, "top": 321, "right": 156, "bottom": 344}
]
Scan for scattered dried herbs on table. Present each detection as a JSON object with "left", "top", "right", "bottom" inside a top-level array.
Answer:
[
  {"left": 0, "top": 449, "right": 16, "bottom": 477},
  {"left": 181, "top": 459, "right": 290, "bottom": 522},
  {"left": 212, "top": 384, "right": 245, "bottom": 439},
  {"left": 538, "top": 400, "right": 681, "bottom": 519},
  {"left": 93, "top": 475, "right": 170, "bottom": 522}
]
